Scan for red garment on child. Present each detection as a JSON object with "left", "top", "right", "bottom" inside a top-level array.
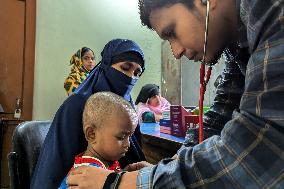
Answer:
[{"left": 68, "top": 153, "right": 121, "bottom": 174}]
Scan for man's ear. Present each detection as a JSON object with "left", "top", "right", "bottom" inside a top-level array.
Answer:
[
  {"left": 199, "top": 0, "right": 217, "bottom": 10},
  {"left": 84, "top": 125, "right": 96, "bottom": 142},
  {"left": 208, "top": 0, "right": 217, "bottom": 10}
]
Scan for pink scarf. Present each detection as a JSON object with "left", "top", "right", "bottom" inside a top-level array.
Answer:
[{"left": 136, "top": 97, "right": 170, "bottom": 120}]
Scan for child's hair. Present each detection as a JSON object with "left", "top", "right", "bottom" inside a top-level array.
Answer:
[
  {"left": 138, "top": 0, "right": 195, "bottom": 30},
  {"left": 83, "top": 92, "right": 137, "bottom": 130}
]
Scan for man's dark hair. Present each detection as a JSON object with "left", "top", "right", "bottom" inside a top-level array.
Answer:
[{"left": 138, "top": 0, "right": 194, "bottom": 29}]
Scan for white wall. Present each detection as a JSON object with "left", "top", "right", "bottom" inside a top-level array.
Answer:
[
  {"left": 33, "top": 0, "right": 162, "bottom": 120},
  {"left": 181, "top": 57, "right": 225, "bottom": 106}
]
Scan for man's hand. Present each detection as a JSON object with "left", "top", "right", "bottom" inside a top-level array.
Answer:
[
  {"left": 124, "top": 161, "right": 152, "bottom": 171},
  {"left": 67, "top": 166, "right": 111, "bottom": 189}
]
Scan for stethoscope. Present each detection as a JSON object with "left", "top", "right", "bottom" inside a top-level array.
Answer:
[{"left": 198, "top": 0, "right": 212, "bottom": 143}]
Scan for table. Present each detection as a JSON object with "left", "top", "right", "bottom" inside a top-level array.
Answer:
[{"left": 140, "top": 123, "right": 185, "bottom": 164}]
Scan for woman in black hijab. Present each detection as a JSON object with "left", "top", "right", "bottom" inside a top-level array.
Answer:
[
  {"left": 31, "top": 39, "right": 146, "bottom": 189},
  {"left": 135, "top": 84, "right": 171, "bottom": 122}
]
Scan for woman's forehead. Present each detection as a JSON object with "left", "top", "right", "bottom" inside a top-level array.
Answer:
[
  {"left": 114, "top": 61, "right": 142, "bottom": 70},
  {"left": 82, "top": 51, "right": 94, "bottom": 57}
]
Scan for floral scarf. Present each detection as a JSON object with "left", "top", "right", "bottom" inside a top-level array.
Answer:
[{"left": 64, "top": 48, "right": 91, "bottom": 95}]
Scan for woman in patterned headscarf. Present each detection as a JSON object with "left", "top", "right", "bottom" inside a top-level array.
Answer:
[{"left": 64, "top": 47, "right": 96, "bottom": 95}]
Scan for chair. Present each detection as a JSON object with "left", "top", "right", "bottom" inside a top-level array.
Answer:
[{"left": 8, "top": 120, "right": 51, "bottom": 189}]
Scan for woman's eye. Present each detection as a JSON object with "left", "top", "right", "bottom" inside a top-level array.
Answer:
[
  {"left": 116, "top": 136, "right": 125, "bottom": 140},
  {"left": 82, "top": 56, "right": 94, "bottom": 61},
  {"left": 121, "top": 65, "right": 131, "bottom": 71},
  {"left": 165, "top": 29, "right": 176, "bottom": 39},
  {"left": 134, "top": 70, "right": 142, "bottom": 77}
]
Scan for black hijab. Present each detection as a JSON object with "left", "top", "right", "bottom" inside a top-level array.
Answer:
[
  {"left": 135, "top": 84, "right": 160, "bottom": 105},
  {"left": 74, "top": 39, "right": 145, "bottom": 102}
]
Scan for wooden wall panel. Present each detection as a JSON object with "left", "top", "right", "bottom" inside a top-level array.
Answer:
[
  {"left": 0, "top": 0, "right": 35, "bottom": 120},
  {"left": 0, "top": 0, "right": 25, "bottom": 115},
  {"left": 0, "top": 0, "right": 36, "bottom": 188},
  {"left": 22, "top": 0, "right": 36, "bottom": 120}
]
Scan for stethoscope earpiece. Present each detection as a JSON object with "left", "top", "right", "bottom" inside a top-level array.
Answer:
[{"left": 201, "top": 0, "right": 208, "bottom": 5}]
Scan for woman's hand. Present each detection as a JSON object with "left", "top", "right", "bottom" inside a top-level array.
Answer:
[
  {"left": 124, "top": 161, "right": 152, "bottom": 171},
  {"left": 67, "top": 166, "right": 111, "bottom": 189}
]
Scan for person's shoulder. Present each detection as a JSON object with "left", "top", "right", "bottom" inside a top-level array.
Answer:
[
  {"left": 137, "top": 102, "right": 148, "bottom": 108},
  {"left": 161, "top": 96, "right": 170, "bottom": 103},
  {"left": 66, "top": 93, "right": 88, "bottom": 102},
  {"left": 61, "top": 93, "right": 89, "bottom": 111},
  {"left": 64, "top": 73, "right": 77, "bottom": 83},
  {"left": 160, "top": 96, "right": 167, "bottom": 101}
]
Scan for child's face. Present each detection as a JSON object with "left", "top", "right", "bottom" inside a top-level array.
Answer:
[
  {"left": 148, "top": 95, "right": 161, "bottom": 107},
  {"left": 92, "top": 112, "right": 137, "bottom": 161}
]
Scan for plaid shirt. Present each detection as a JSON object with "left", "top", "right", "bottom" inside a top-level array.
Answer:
[{"left": 137, "top": 0, "right": 284, "bottom": 188}]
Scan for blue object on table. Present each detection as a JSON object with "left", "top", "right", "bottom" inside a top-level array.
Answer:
[
  {"left": 140, "top": 123, "right": 184, "bottom": 144},
  {"left": 159, "top": 119, "right": 171, "bottom": 127}
]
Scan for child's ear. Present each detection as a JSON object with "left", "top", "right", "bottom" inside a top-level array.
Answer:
[{"left": 85, "top": 125, "right": 96, "bottom": 142}]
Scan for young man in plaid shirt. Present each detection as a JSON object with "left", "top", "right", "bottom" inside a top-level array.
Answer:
[{"left": 67, "top": 0, "right": 284, "bottom": 188}]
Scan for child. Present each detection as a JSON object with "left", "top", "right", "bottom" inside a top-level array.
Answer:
[
  {"left": 59, "top": 91, "right": 139, "bottom": 188},
  {"left": 135, "top": 84, "right": 171, "bottom": 122}
]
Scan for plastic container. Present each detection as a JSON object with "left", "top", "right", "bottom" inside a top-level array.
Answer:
[{"left": 192, "top": 106, "right": 210, "bottom": 115}]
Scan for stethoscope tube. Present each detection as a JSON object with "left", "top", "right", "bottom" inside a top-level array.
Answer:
[{"left": 198, "top": 0, "right": 212, "bottom": 143}]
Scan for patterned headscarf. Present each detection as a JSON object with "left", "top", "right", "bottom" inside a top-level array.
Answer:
[{"left": 64, "top": 47, "right": 94, "bottom": 95}]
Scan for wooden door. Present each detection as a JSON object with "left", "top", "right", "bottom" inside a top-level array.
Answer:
[
  {"left": 0, "top": 0, "right": 35, "bottom": 120},
  {"left": 0, "top": 0, "right": 36, "bottom": 188}
]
